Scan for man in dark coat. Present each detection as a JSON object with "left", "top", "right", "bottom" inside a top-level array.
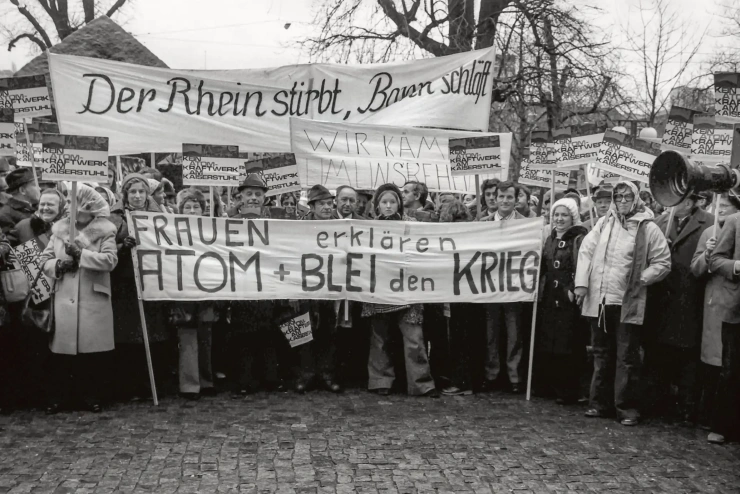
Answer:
[
  {"left": 647, "top": 193, "right": 714, "bottom": 422},
  {"left": 334, "top": 185, "right": 366, "bottom": 219},
  {"left": 296, "top": 185, "right": 343, "bottom": 392},
  {"left": 0, "top": 168, "right": 40, "bottom": 241}
]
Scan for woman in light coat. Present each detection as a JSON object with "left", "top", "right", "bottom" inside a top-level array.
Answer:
[
  {"left": 40, "top": 185, "right": 117, "bottom": 414},
  {"left": 691, "top": 193, "right": 740, "bottom": 430}
]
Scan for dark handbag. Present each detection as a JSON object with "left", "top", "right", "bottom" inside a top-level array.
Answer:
[{"left": 21, "top": 270, "right": 54, "bottom": 334}]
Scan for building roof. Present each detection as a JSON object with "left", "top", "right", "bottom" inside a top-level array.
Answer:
[{"left": 15, "top": 15, "right": 168, "bottom": 77}]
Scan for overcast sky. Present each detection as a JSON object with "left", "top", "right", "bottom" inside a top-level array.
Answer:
[{"left": 0, "top": 0, "right": 730, "bottom": 73}]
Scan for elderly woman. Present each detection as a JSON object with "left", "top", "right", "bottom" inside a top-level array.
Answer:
[
  {"left": 692, "top": 193, "right": 740, "bottom": 441},
  {"left": 171, "top": 189, "right": 218, "bottom": 399},
  {"left": 534, "top": 198, "right": 588, "bottom": 404},
  {"left": 40, "top": 185, "right": 117, "bottom": 413},
  {"left": 362, "top": 184, "right": 437, "bottom": 397},
  {"left": 11, "top": 188, "right": 65, "bottom": 247},
  {"left": 109, "top": 173, "right": 170, "bottom": 401},
  {"left": 94, "top": 185, "right": 117, "bottom": 208}
]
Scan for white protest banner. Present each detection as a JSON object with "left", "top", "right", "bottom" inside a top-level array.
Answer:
[
  {"left": 129, "top": 212, "right": 543, "bottom": 304},
  {"left": 290, "top": 117, "right": 511, "bottom": 193},
  {"left": 518, "top": 158, "right": 569, "bottom": 190},
  {"left": 0, "top": 108, "right": 14, "bottom": 157},
  {"left": 553, "top": 128, "right": 603, "bottom": 170},
  {"left": 528, "top": 130, "right": 557, "bottom": 170},
  {"left": 41, "top": 134, "right": 109, "bottom": 182},
  {"left": 49, "top": 48, "right": 495, "bottom": 155},
  {"left": 587, "top": 163, "right": 620, "bottom": 186},
  {"left": 10, "top": 238, "right": 53, "bottom": 304},
  {"left": 661, "top": 106, "right": 699, "bottom": 153},
  {"left": 280, "top": 312, "right": 313, "bottom": 347},
  {"left": 690, "top": 114, "right": 733, "bottom": 165},
  {"left": 0, "top": 75, "right": 53, "bottom": 121},
  {"left": 715, "top": 73, "right": 740, "bottom": 125},
  {"left": 182, "top": 144, "right": 241, "bottom": 186},
  {"left": 450, "top": 135, "right": 502, "bottom": 176},
  {"left": 593, "top": 129, "right": 661, "bottom": 184}
]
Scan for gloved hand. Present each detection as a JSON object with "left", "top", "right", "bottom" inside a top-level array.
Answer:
[
  {"left": 65, "top": 242, "right": 82, "bottom": 260},
  {"left": 56, "top": 258, "right": 78, "bottom": 277},
  {"left": 122, "top": 236, "right": 138, "bottom": 249}
]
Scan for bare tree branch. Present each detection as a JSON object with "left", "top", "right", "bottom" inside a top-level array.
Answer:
[
  {"left": 8, "top": 0, "right": 53, "bottom": 48},
  {"left": 104, "top": 0, "right": 126, "bottom": 18},
  {"left": 8, "top": 32, "right": 47, "bottom": 51}
]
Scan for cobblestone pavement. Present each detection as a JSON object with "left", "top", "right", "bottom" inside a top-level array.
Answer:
[{"left": 1, "top": 390, "right": 739, "bottom": 493}]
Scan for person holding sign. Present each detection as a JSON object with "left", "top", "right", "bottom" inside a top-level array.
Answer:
[
  {"left": 0, "top": 168, "right": 40, "bottom": 242},
  {"left": 227, "top": 174, "right": 286, "bottom": 396},
  {"left": 691, "top": 193, "right": 740, "bottom": 436},
  {"left": 575, "top": 181, "right": 671, "bottom": 426},
  {"left": 171, "top": 189, "right": 218, "bottom": 400},
  {"left": 296, "top": 185, "right": 343, "bottom": 393},
  {"left": 362, "top": 184, "right": 438, "bottom": 398},
  {"left": 40, "top": 185, "right": 117, "bottom": 414},
  {"left": 109, "top": 174, "right": 170, "bottom": 401},
  {"left": 482, "top": 181, "right": 528, "bottom": 394},
  {"left": 533, "top": 198, "right": 588, "bottom": 404}
]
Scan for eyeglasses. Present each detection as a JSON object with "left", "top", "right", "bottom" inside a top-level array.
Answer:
[{"left": 614, "top": 194, "right": 635, "bottom": 203}]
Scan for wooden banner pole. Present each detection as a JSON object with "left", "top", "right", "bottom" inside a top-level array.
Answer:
[
  {"left": 125, "top": 211, "right": 159, "bottom": 406},
  {"left": 22, "top": 118, "right": 40, "bottom": 188},
  {"left": 475, "top": 174, "right": 482, "bottom": 218},
  {"left": 70, "top": 182, "right": 78, "bottom": 240},
  {"left": 665, "top": 206, "right": 677, "bottom": 240},
  {"left": 526, "top": 217, "right": 546, "bottom": 401},
  {"left": 714, "top": 199, "right": 721, "bottom": 238},
  {"left": 115, "top": 155, "right": 124, "bottom": 193}
]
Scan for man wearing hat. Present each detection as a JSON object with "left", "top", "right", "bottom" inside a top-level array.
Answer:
[
  {"left": 227, "top": 173, "right": 287, "bottom": 396},
  {"left": 229, "top": 173, "right": 271, "bottom": 218},
  {"left": 582, "top": 185, "right": 613, "bottom": 231},
  {"left": 646, "top": 191, "right": 714, "bottom": 424},
  {"left": 0, "top": 168, "right": 40, "bottom": 238},
  {"left": 303, "top": 184, "right": 335, "bottom": 220},
  {"left": 295, "top": 184, "right": 343, "bottom": 393}
]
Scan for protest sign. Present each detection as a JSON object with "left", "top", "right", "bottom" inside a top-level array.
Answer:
[
  {"left": 449, "top": 135, "right": 502, "bottom": 176},
  {"left": 593, "top": 129, "right": 661, "bottom": 184},
  {"left": 129, "top": 212, "right": 543, "bottom": 304},
  {"left": 587, "top": 163, "right": 620, "bottom": 186},
  {"left": 15, "top": 127, "right": 43, "bottom": 168},
  {"left": 49, "top": 48, "right": 495, "bottom": 155},
  {"left": 690, "top": 114, "right": 733, "bottom": 165},
  {"left": 661, "top": 106, "right": 699, "bottom": 153},
  {"left": 9, "top": 238, "right": 52, "bottom": 304},
  {"left": 182, "top": 144, "right": 241, "bottom": 186},
  {"left": 518, "top": 158, "right": 569, "bottom": 190},
  {"left": 290, "top": 118, "right": 510, "bottom": 193},
  {"left": 715, "top": 73, "right": 740, "bottom": 125},
  {"left": 554, "top": 129, "right": 604, "bottom": 170},
  {"left": 448, "top": 139, "right": 468, "bottom": 175},
  {"left": 0, "top": 75, "right": 53, "bottom": 121},
  {"left": 528, "top": 130, "right": 557, "bottom": 170},
  {"left": 0, "top": 108, "right": 14, "bottom": 157},
  {"left": 41, "top": 134, "right": 109, "bottom": 182},
  {"left": 261, "top": 155, "right": 301, "bottom": 197},
  {"left": 280, "top": 312, "right": 313, "bottom": 347}
]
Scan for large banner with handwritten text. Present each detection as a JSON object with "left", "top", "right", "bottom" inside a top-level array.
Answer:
[
  {"left": 49, "top": 48, "right": 495, "bottom": 155},
  {"left": 290, "top": 118, "right": 511, "bottom": 192},
  {"left": 130, "top": 212, "right": 542, "bottom": 304}
]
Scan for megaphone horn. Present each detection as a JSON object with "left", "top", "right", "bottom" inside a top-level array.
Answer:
[{"left": 649, "top": 150, "right": 740, "bottom": 207}]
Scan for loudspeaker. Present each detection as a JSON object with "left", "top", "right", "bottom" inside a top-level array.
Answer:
[{"left": 649, "top": 150, "right": 740, "bottom": 207}]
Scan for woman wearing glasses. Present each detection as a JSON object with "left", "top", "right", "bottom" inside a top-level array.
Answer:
[{"left": 573, "top": 180, "right": 671, "bottom": 426}]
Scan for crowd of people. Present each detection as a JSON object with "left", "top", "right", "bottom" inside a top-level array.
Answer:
[{"left": 0, "top": 155, "right": 738, "bottom": 446}]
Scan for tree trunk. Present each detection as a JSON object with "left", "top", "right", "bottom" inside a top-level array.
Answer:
[
  {"left": 476, "top": 0, "right": 512, "bottom": 49},
  {"left": 448, "top": 0, "right": 475, "bottom": 53}
]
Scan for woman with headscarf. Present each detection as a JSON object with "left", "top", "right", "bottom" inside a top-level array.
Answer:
[
  {"left": 109, "top": 173, "right": 171, "bottom": 401},
  {"left": 94, "top": 185, "right": 117, "bottom": 208},
  {"left": 533, "top": 198, "right": 588, "bottom": 404},
  {"left": 170, "top": 189, "right": 219, "bottom": 399},
  {"left": 147, "top": 178, "right": 175, "bottom": 214},
  {"left": 361, "top": 184, "right": 438, "bottom": 397},
  {"left": 40, "top": 185, "right": 117, "bottom": 413},
  {"left": 691, "top": 193, "right": 740, "bottom": 441}
]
